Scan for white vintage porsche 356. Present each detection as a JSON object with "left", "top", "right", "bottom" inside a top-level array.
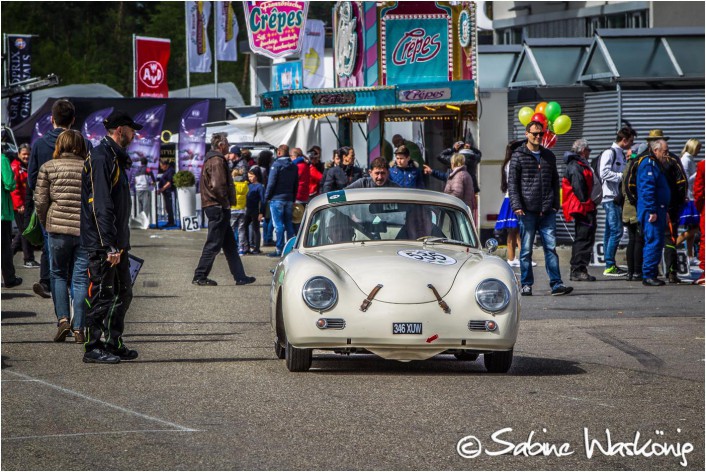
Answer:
[{"left": 270, "top": 188, "right": 520, "bottom": 372}]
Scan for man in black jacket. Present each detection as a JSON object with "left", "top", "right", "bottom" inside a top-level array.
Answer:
[
  {"left": 508, "top": 121, "right": 573, "bottom": 297},
  {"left": 26, "top": 99, "right": 77, "bottom": 298},
  {"left": 265, "top": 144, "right": 298, "bottom": 257},
  {"left": 80, "top": 110, "right": 141, "bottom": 364}
]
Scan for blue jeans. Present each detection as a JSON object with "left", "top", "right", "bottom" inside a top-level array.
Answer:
[
  {"left": 639, "top": 209, "right": 667, "bottom": 279},
  {"left": 602, "top": 201, "right": 623, "bottom": 268},
  {"left": 263, "top": 215, "right": 274, "bottom": 243},
  {"left": 269, "top": 200, "right": 295, "bottom": 254},
  {"left": 518, "top": 211, "right": 563, "bottom": 289},
  {"left": 47, "top": 233, "right": 89, "bottom": 330}
]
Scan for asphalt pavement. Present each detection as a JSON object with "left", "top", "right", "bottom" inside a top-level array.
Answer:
[{"left": 1, "top": 228, "right": 704, "bottom": 470}]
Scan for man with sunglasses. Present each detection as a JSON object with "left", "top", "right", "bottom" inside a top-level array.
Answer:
[{"left": 508, "top": 121, "right": 573, "bottom": 296}]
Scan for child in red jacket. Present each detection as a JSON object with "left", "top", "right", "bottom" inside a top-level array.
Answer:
[{"left": 10, "top": 144, "right": 37, "bottom": 267}]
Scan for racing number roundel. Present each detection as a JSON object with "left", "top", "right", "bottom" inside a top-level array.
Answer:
[{"left": 397, "top": 249, "right": 457, "bottom": 265}]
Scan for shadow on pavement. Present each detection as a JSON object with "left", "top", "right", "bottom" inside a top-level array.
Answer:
[
  {"left": 307, "top": 354, "right": 586, "bottom": 376},
  {"left": 0, "top": 292, "right": 33, "bottom": 300},
  {"left": 135, "top": 356, "right": 271, "bottom": 364},
  {"left": 1, "top": 311, "right": 37, "bottom": 320}
]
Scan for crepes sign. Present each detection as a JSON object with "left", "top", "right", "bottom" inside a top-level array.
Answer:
[{"left": 243, "top": 1, "right": 309, "bottom": 59}]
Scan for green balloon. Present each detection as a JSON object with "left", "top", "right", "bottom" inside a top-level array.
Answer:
[
  {"left": 553, "top": 115, "right": 572, "bottom": 135},
  {"left": 518, "top": 106, "right": 534, "bottom": 126},
  {"left": 545, "top": 101, "right": 562, "bottom": 122}
]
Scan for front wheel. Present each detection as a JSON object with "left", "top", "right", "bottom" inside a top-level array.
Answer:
[
  {"left": 274, "top": 336, "right": 286, "bottom": 360},
  {"left": 286, "top": 342, "right": 312, "bottom": 372},
  {"left": 483, "top": 349, "right": 513, "bottom": 373}
]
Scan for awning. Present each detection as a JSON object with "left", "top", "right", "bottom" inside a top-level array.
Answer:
[
  {"left": 579, "top": 28, "right": 704, "bottom": 84},
  {"left": 258, "top": 80, "right": 476, "bottom": 120}
]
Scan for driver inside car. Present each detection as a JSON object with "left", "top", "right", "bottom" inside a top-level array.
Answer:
[
  {"left": 396, "top": 205, "right": 445, "bottom": 240},
  {"left": 326, "top": 212, "right": 355, "bottom": 244}
]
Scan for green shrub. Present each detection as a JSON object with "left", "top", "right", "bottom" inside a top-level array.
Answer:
[{"left": 173, "top": 170, "right": 196, "bottom": 188}]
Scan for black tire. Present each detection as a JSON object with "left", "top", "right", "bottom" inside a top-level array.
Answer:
[
  {"left": 274, "top": 336, "right": 286, "bottom": 360},
  {"left": 483, "top": 349, "right": 513, "bottom": 373},
  {"left": 285, "top": 341, "right": 312, "bottom": 372},
  {"left": 454, "top": 351, "right": 479, "bottom": 361}
]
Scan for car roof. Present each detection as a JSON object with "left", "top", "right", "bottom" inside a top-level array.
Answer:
[{"left": 307, "top": 188, "right": 468, "bottom": 213}]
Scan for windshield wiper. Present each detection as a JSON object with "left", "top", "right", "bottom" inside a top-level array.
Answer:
[{"left": 420, "top": 237, "right": 473, "bottom": 248}]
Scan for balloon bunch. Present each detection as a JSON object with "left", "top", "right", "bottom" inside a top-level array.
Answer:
[{"left": 517, "top": 101, "right": 572, "bottom": 149}]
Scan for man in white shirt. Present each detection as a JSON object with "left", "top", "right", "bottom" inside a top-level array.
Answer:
[{"left": 598, "top": 126, "right": 636, "bottom": 277}]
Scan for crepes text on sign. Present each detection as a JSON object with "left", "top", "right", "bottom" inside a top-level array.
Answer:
[
  {"left": 399, "top": 88, "right": 451, "bottom": 102},
  {"left": 312, "top": 93, "right": 356, "bottom": 106},
  {"left": 244, "top": 1, "right": 309, "bottom": 59},
  {"left": 392, "top": 28, "right": 441, "bottom": 66}
]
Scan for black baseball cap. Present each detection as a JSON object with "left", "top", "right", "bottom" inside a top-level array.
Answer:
[{"left": 103, "top": 110, "right": 143, "bottom": 131}]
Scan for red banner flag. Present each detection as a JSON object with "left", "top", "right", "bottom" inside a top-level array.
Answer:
[{"left": 135, "top": 36, "right": 171, "bottom": 98}]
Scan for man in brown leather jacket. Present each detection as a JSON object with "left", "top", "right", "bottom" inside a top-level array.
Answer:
[{"left": 192, "top": 133, "right": 255, "bottom": 286}]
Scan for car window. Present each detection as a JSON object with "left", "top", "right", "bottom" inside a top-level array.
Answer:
[{"left": 304, "top": 201, "right": 477, "bottom": 248}]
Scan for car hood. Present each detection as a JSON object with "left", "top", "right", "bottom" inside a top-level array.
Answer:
[{"left": 304, "top": 243, "right": 481, "bottom": 303}]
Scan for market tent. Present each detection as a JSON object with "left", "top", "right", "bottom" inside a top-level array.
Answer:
[
  {"left": 1, "top": 83, "right": 122, "bottom": 119},
  {"left": 170, "top": 82, "right": 246, "bottom": 109},
  {"left": 204, "top": 115, "right": 321, "bottom": 150}
]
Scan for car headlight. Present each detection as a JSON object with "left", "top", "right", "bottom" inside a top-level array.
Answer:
[
  {"left": 302, "top": 277, "right": 338, "bottom": 311},
  {"left": 475, "top": 279, "right": 510, "bottom": 313}
]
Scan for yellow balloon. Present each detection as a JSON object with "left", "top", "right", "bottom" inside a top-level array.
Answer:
[
  {"left": 518, "top": 106, "right": 534, "bottom": 126},
  {"left": 553, "top": 115, "right": 572, "bottom": 135}
]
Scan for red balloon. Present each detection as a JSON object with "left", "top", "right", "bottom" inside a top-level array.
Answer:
[
  {"left": 542, "top": 130, "right": 557, "bottom": 149},
  {"left": 530, "top": 113, "right": 548, "bottom": 130}
]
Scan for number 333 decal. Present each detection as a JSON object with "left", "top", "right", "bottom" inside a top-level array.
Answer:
[{"left": 397, "top": 249, "right": 456, "bottom": 265}]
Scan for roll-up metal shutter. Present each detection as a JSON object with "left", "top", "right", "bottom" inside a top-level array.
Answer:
[
  {"left": 584, "top": 89, "right": 706, "bottom": 247},
  {"left": 508, "top": 99, "right": 585, "bottom": 244}
]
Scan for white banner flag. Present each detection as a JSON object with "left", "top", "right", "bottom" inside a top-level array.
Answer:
[
  {"left": 187, "top": 1, "right": 212, "bottom": 72},
  {"left": 216, "top": 1, "right": 239, "bottom": 61},
  {"left": 301, "top": 19, "right": 325, "bottom": 89}
]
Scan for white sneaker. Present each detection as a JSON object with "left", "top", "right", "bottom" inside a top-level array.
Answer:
[
  {"left": 690, "top": 258, "right": 701, "bottom": 266},
  {"left": 508, "top": 259, "right": 537, "bottom": 267}
]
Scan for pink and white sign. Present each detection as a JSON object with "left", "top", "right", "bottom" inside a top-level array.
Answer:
[{"left": 243, "top": 1, "right": 309, "bottom": 59}]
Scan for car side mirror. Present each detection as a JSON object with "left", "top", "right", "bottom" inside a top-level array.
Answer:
[
  {"left": 282, "top": 237, "right": 297, "bottom": 257},
  {"left": 485, "top": 238, "right": 498, "bottom": 254}
]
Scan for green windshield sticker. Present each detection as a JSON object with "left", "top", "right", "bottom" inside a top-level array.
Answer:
[
  {"left": 327, "top": 190, "right": 347, "bottom": 203},
  {"left": 309, "top": 223, "right": 319, "bottom": 233}
]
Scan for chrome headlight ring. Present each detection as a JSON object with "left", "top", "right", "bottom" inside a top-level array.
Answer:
[
  {"left": 475, "top": 278, "right": 511, "bottom": 313},
  {"left": 302, "top": 276, "right": 338, "bottom": 311}
]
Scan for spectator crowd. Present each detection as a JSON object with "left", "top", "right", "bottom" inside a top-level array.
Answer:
[{"left": 2, "top": 100, "right": 703, "bottom": 364}]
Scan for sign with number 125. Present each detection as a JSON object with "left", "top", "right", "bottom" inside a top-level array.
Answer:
[{"left": 182, "top": 215, "right": 200, "bottom": 232}]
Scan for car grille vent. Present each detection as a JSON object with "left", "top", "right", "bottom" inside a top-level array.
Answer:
[
  {"left": 468, "top": 320, "right": 488, "bottom": 331},
  {"left": 320, "top": 318, "right": 346, "bottom": 330}
]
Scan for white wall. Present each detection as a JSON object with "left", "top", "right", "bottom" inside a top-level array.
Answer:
[{"left": 477, "top": 90, "right": 510, "bottom": 233}]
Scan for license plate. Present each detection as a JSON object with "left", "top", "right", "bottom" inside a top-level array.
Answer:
[{"left": 392, "top": 323, "right": 423, "bottom": 335}]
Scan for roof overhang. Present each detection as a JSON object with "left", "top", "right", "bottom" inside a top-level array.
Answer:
[{"left": 258, "top": 80, "right": 477, "bottom": 120}]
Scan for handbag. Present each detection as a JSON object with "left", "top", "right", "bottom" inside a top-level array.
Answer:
[{"left": 22, "top": 210, "right": 44, "bottom": 246}]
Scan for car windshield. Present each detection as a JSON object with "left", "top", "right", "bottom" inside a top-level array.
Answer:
[{"left": 304, "top": 201, "right": 477, "bottom": 248}]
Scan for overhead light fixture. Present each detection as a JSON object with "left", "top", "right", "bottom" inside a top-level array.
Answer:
[{"left": 446, "top": 105, "right": 461, "bottom": 111}]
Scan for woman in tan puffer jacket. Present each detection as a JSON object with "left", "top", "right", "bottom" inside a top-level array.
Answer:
[{"left": 34, "top": 130, "right": 89, "bottom": 344}]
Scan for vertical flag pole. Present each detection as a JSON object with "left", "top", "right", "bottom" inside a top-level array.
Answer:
[
  {"left": 2, "top": 34, "right": 8, "bottom": 89},
  {"left": 132, "top": 34, "right": 137, "bottom": 97},
  {"left": 185, "top": 2, "right": 191, "bottom": 97},
  {"left": 214, "top": 1, "right": 219, "bottom": 98}
]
